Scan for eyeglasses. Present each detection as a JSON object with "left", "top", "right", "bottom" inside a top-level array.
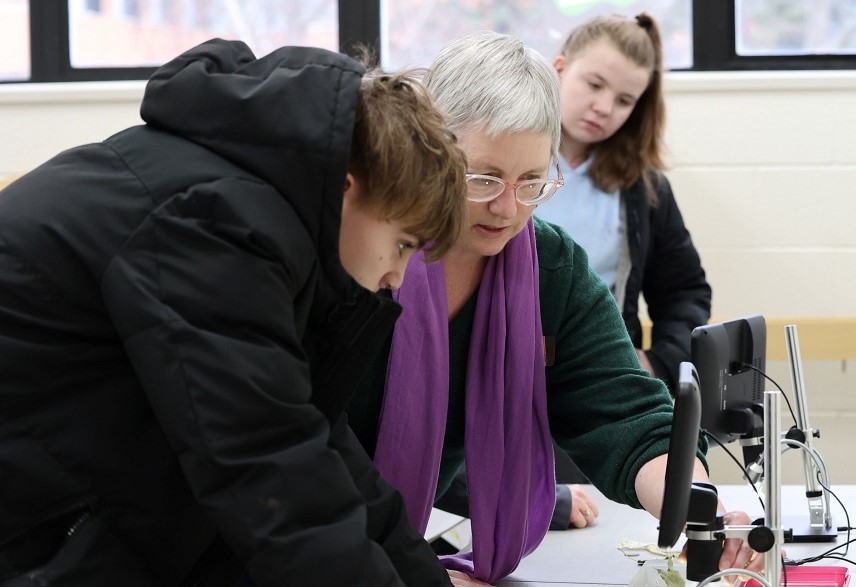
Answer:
[{"left": 465, "top": 160, "right": 565, "bottom": 206}]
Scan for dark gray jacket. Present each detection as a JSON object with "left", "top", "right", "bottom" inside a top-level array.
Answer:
[
  {"left": 621, "top": 173, "right": 711, "bottom": 391},
  {"left": 0, "top": 39, "right": 449, "bottom": 587}
]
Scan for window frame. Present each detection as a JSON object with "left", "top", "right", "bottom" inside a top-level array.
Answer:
[
  {"left": 25, "top": 0, "right": 380, "bottom": 83},
  {"left": 691, "top": 1, "right": 856, "bottom": 71},
  {"left": 16, "top": 0, "right": 856, "bottom": 84}
]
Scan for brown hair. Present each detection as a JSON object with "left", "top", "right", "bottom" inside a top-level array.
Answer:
[
  {"left": 350, "top": 67, "right": 467, "bottom": 262},
  {"left": 558, "top": 12, "right": 666, "bottom": 205}
]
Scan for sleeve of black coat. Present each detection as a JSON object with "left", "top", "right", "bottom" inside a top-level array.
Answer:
[
  {"left": 328, "top": 415, "right": 453, "bottom": 586},
  {"left": 642, "top": 175, "right": 712, "bottom": 390},
  {"left": 100, "top": 178, "right": 449, "bottom": 587}
]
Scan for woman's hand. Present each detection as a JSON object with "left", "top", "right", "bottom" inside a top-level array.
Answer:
[
  {"left": 567, "top": 484, "right": 600, "bottom": 528},
  {"left": 678, "top": 510, "right": 783, "bottom": 585},
  {"left": 718, "top": 510, "right": 779, "bottom": 583},
  {"left": 447, "top": 570, "right": 495, "bottom": 586}
]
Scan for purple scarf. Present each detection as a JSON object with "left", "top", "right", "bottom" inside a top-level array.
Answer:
[{"left": 374, "top": 219, "right": 555, "bottom": 582}]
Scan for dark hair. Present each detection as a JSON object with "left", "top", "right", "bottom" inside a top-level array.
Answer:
[
  {"left": 558, "top": 12, "right": 666, "bottom": 204},
  {"left": 350, "top": 67, "right": 468, "bottom": 261}
]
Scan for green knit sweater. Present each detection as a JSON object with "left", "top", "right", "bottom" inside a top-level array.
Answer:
[{"left": 347, "top": 217, "right": 707, "bottom": 510}]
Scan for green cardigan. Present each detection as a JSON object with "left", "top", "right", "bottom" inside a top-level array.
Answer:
[{"left": 348, "top": 217, "right": 707, "bottom": 510}]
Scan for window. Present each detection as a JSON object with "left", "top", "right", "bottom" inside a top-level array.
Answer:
[
  {"left": 150, "top": 0, "right": 170, "bottom": 24},
  {"left": 690, "top": 1, "right": 856, "bottom": 70},
  {"left": 118, "top": 0, "right": 140, "bottom": 19},
  {"left": 736, "top": 0, "right": 856, "bottom": 57},
  {"left": 7, "top": 0, "right": 856, "bottom": 83},
  {"left": 382, "top": 0, "right": 692, "bottom": 70},
  {"left": 67, "top": 0, "right": 338, "bottom": 70},
  {"left": 183, "top": 0, "right": 198, "bottom": 28},
  {"left": 0, "top": 0, "right": 29, "bottom": 81}
]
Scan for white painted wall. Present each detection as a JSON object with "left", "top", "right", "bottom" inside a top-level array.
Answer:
[
  {"left": 659, "top": 72, "right": 856, "bottom": 487},
  {"left": 663, "top": 71, "right": 856, "bottom": 321},
  {"left": 3, "top": 72, "right": 855, "bottom": 322},
  {"left": 2, "top": 72, "right": 855, "bottom": 486},
  {"left": 0, "top": 81, "right": 146, "bottom": 177}
]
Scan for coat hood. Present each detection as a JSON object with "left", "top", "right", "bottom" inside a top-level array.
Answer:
[{"left": 140, "top": 39, "right": 364, "bottom": 285}]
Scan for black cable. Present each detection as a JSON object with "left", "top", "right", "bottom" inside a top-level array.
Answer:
[
  {"left": 742, "top": 362, "right": 799, "bottom": 425},
  {"left": 703, "top": 363, "right": 854, "bottom": 583},
  {"left": 737, "top": 364, "right": 844, "bottom": 567},
  {"left": 774, "top": 455, "right": 852, "bottom": 567},
  {"left": 702, "top": 429, "right": 765, "bottom": 511},
  {"left": 706, "top": 428, "right": 855, "bottom": 578},
  {"left": 785, "top": 537, "right": 856, "bottom": 565},
  {"left": 819, "top": 553, "right": 856, "bottom": 565},
  {"left": 783, "top": 543, "right": 854, "bottom": 566},
  {"left": 703, "top": 430, "right": 792, "bottom": 587},
  {"left": 701, "top": 429, "right": 787, "bottom": 586},
  {"left": 817, "top": 474, "right": 851, "bottom": 559}
]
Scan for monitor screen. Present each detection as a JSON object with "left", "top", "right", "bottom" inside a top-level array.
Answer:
[
  {"left": 691, "top": 314, "right": 766, "bottom": 446},
  {"left": 657, "top": 361, "right": 703, "bottom": 548}
]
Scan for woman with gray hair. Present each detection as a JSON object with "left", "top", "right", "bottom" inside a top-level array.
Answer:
[{"left": 348, "top": 31, "right": 755, "bottom": 586}]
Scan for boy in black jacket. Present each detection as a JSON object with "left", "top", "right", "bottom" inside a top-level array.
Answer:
[{"left": 0, "top": 39, "right": 466, "bottom": 587}]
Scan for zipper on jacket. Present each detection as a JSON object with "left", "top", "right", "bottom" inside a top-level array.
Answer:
[{"left": 0, "top": 502, "right": 92, "bottom": 579}]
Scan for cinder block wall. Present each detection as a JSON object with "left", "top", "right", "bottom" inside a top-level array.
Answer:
[
  {"left": 664, "top": 72, "right": 856, "bottom": 320},
  {"left": 661, "top": 71, "right": 856, "bottom": 487}
]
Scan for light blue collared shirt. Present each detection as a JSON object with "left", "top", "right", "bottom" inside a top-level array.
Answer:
[{"left": 534, "top": 157, "right": 624, "bottom": 293}]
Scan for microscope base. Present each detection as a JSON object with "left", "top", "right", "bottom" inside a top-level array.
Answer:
[{"left": 783, "top": 514, "right": 838, "bottom": 543}]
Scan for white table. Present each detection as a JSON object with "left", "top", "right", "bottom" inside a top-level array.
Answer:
[{"left": 494, "top": 484, "right": 856, "bottom": 586}]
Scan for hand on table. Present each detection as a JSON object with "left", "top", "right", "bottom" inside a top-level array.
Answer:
[
  {"left": 567, "top": 484, "right": 599, "bottom": 528},
  {"left": 448, "top": 570, "right": 494, "bottom": 586}
]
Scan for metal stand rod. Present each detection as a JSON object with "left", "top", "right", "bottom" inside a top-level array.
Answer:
[
  {"left": 785, "top": 324, "right": 831, "bottom": 529},
  {"left": 764, "top": 390, "right": 782, "bottom": 587},
  {"left": 699, "top": 392, "right": 783, "bottom": 587}
]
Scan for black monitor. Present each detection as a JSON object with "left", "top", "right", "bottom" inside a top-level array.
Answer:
[
  {"left": 691, "top": 314, "right": 766, "bottom": 447},
  {"left": 657, "top": 361, "right": 703, "bottom": 548}
]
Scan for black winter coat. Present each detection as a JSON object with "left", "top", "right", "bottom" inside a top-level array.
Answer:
[
  {"left": 621, "top": 174, "right": 712, "bottom": 391},
  {"left": 0, "top": 40, "right": 450, "bottom": 587}
]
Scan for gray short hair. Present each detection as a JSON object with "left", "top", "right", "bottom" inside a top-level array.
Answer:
[{"left": 423, "top": 31, "right": 561, "bottom": 157}]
